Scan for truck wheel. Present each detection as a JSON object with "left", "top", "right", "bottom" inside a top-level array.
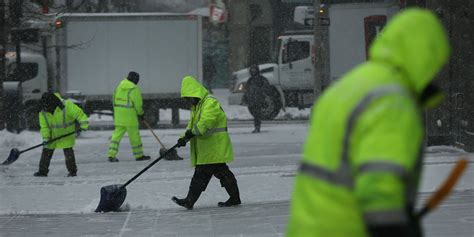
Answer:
[{"left": 248, "top": 88, "right": 282, "bottom": 120}]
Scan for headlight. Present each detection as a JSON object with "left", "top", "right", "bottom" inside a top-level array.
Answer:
[{"left": 237, "top": 82, "right": 246, "bottom": 92}]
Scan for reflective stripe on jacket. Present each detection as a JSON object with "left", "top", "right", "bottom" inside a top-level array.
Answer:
[
  {"left": 39, "top": 94, "right": 89, "bottom": 149},
  {"left": 181, "top": 76, "right": 233, "bottom": 167},
  {"left": 113, "top": 79, "right": 144, "bottom": 126}
]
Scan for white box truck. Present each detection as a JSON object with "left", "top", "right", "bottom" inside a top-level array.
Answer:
[
  {"left": 228, "top": 2, "right": 399, "bottom": 120},
  {"left": 5, "top": 13, "right": 202, "bottom": 128}
]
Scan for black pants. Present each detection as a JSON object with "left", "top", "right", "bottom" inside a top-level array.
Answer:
[
  {"left": 254, "top": 117, "right": 261, "bottom": 129},
  {"left": 190, "top": 163, "right": 237, "bottom": 192},
  {"left": 38, "top": 148, "right": 77, "bottom": 174}
]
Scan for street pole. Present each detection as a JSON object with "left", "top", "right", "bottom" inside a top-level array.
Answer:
[
  {"left": 0, "top": 0, "right": 6, "bottom": 130},
  {"left": 12, "top": 0, "right": 22, "bottom": 72},
  {"left": 313, "top": 0, "right": 323, "bottom": 100}
]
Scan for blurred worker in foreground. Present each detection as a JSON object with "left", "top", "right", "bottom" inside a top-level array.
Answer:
[
  {"left": 172, "top": 76, "right": 241, "bottom": 210},
  {"left": 107, "top": 71, "right": 150, "bottom": 162},
  {"left": 34, "top": 93, "right": 89, "bottom": 177},
  {"left": 287, "top": 8, "right": 449, "bottom": 237}
]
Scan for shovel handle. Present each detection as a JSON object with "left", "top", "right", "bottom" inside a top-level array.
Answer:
[
  {"left": 143, "top": 120, "right": 166, "bottom": 149},
  {"left": 20, "top": 130, "right": 78, "bottom": 154},
  {"left": 122, "top": 143, "right": 180, "bottom": 188},
  {"left": 417, "top": 158, "right": 468, "bottom": 218}
]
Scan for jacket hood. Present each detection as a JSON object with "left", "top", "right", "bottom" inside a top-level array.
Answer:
[
  {"left": 369, "top": 8, "right": 450, "bottom": 94},
  {"left": 181, "top": 76, "right": 208, "bottom": 99},
  {"left": 118, "top": 79, "right": 137, "bottom": 89}
]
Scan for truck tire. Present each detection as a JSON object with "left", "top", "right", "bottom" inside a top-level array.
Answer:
[{"left": 248, "top": 88, "right": 282, "bottom": 120}]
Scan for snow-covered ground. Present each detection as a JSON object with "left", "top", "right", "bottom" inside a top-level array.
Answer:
[
  {"left": 0, "top": 121, "right": 473, "bottom": 236},
  {"left": 0, "top": 123, "right": 306, "bottom": 215},
  {"left": 0, "top": 126, "right": 472, "bottom": 215}
]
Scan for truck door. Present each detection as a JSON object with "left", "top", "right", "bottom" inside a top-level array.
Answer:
[
  {"left": 6, "top": 60, "right": 46, "bottom": 102},
  {"left": 279, "top": 38, "right": 313, "bottom": 89}
]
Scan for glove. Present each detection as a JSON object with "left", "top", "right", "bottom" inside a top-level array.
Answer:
[
  {"left": 184, "top": 129, "right": 195, "bottom": 140},
  {"left": 177, "top": 137, "right": 187, "bottom": 148},
  {"left": 176, "top": 130, "right": 195, "bottom": 148}
]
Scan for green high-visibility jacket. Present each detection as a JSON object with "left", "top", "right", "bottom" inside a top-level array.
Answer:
[
  {"left": 39, "top": 93, "right": 89, "bottom": 149},
  {"left": 287, "top": 9, "right": 450, "bottom": 237},
  {"left": 113, "top": 79, "right": 144, "bottom": 126},
  {"left": 181, "top": 76, "right": 233, "bottom": 167}
]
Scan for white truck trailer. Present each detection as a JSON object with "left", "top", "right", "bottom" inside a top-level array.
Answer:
[
  {"left": 5, "top": 13, "right": 202, "bottom": 128},
  {"left": 228, "top": 2, "right": 399, "bottom": 120}
]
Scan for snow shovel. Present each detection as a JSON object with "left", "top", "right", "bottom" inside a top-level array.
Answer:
[
  {"left": 95, "top": 143, "right": 180, "bottom": 213},
  {"left": 1, "top": 131, "right": 78, "bottom": 165},
  {"left": 417, "top": 158, "right": 468, "bottom": 218},
  {"left": 143, "top": 120, "right": 183, "bottom": 160}
]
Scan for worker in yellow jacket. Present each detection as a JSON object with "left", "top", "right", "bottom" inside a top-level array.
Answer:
[
  {"left": 34, "top": 93, "right": 89, "bottom": 177},
  {"left": 107, "top": 71, "right": 150, "bottom": 162},
  {"left": 287, "top": 9, "right": 449, "bottom": 237},
  {"left": 172, "top": 76, "right": 241, "bottom": 209}
]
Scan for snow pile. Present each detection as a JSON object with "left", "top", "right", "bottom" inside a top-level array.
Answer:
[
  {"left": 0, "top": 130, "right": 42, "bottom": 149},
  {"left": 425, "top": 145, "right": 467, "bottom": 154}
]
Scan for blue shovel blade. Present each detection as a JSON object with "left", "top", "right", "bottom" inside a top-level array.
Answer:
[
  {"left": 2, "top": 148, "right": 20, "bottom": 165},
  {"left": 95, "top": 184, "right": 127, "bottom": 213}
]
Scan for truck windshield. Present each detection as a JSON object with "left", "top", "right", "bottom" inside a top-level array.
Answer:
[{"left": 6, "top": 62, "right": 39, "bottom": 82}]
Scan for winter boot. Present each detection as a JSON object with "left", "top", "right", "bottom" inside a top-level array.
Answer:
[
  {"left": 136, "top": 155, "right": 151, "bottom": 161},
  {"left": 252, "top": 124, "right": 261, "bottom": 133},
  {"left": 218, "top": 179, "right": 241, "bottom": 207},
  {"left": 67, "top": 172, "right": 77, "bottom": 177},
  {"left": 34, "top": 172, "right": 47, "bottom": 177},
  {"left": 108, "top": 157, "right": 119, "bottom": 162},
  {"left": 252, "top": 127, "right": 260, "bottom": 133},
  {"left": 171, "top": 196, "right": 194, "bottom": 210},
  {"left": 172, "top": 186, "right": 203, "bottom": 210},
  {"left": 218, "top": 198, "right": 241, "bottom": 207}
]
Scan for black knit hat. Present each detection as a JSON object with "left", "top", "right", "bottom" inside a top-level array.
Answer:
[
  {"left": 40, "top": 93, "right": 62, "bottom": 112},
  {"left": 127, "top": 71, "right": 140, "bottom": 84}
]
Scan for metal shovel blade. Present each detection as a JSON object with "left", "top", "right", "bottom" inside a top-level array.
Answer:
[
  {"left": 2, "top": 148, "right": 21, "bottom": 165},
  {"left": 95, "top": 184, "right": 127, "bottom": 213}
]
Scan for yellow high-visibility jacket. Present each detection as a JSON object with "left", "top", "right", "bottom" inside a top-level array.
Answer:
[
  {"left": 181, "top": 76, "right": 233, "bottom": 167},
  {"left": 39, "top": 94, "right": 89, "bottom": 149},
  {"left": 287, "top": 9, "right": 450, "bottom": 237},
  {"left": 113, "top": 79, "right": 144, "bottom": 126}
]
